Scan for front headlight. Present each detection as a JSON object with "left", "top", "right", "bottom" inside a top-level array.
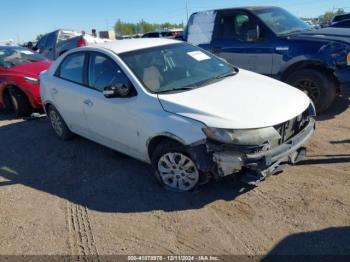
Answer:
[
  {"left": 347, "top": 52, "right": 350, "bottom": 66},
  {"left": 202, "top": 127, "right": 281, "bottom": 145},
  {"left": 24, "top": 76, "right": 39, "bottom": 85}
]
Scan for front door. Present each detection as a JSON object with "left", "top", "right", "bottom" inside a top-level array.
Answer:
[
  {"left": 210, "top": 10, "right": 275, "bottom": 75},
  {"left": 82, "top": 52, "right": 141, "bottom": 157}
]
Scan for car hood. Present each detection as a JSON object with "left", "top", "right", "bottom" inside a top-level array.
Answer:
[
  {"left": 9, "top": 60, "right": 52, "bottom": 77},
  {"left": 291, "top": 28, "right": 350, "bottom": 44},
  {"left": 158, "top": 69, "right": 310, "bottom": 129}
]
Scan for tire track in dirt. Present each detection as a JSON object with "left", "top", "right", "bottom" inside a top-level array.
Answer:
[{"left": 66, "top": 201, "right": 100, "bottom": 261}]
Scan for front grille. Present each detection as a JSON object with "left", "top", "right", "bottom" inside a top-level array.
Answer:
[{"left": 274, "top": 108, "right": 311, "bottom": 145}]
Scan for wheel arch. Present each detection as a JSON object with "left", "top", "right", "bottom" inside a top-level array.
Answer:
[
  {"left": 280, "top": 59, "right": 338, "bottom": 84},
  {"left": 147, "top": 133, "right": 186, "bottom": 161}
]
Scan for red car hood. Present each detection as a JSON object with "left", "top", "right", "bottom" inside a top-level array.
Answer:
[{"left": 9, "top": 60, "right": 52, "bottom": 77}]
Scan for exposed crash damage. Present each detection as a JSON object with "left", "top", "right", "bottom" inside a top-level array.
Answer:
[{"left": 187, "top": 104, "right": 316, "bottom": 186}]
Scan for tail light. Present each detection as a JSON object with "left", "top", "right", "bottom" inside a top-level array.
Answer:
[{"left": 77, "top": 37, "right": 86, "bottom": 47}]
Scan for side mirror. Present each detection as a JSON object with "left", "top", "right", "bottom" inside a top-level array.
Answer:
[
  {"left": 246, "top": 25, "right": 260, "bottom": 42},
  {"left": 103, "top": 82, "right": 132, "bottom": 98}
]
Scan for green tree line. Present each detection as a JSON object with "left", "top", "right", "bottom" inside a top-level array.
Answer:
[
  {"left": 114, "top": 19, "right": 184, "bottom": 36},
  {"left": 301, "top": 8, "right": 346, "bottom": 24}
]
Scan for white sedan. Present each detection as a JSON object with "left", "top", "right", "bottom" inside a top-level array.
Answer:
[{"left": 40, "top": 39, "right": 316, "bottom": 191}]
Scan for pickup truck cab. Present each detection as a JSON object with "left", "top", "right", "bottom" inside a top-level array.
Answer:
[{"left": 184, "top": 6, "right": 350, "bottom": 112}]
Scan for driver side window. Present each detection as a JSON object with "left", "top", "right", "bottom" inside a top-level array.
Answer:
[{"left": 88, "top": 53, "right": 131, "bottom": 92}]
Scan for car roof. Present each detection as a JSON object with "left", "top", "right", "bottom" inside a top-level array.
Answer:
[
  {"left": 86, "top": 38, "right": 181, "bottom": 54},
  {"left": 193, "top": 5, "right": 277, "bottom": 13}
]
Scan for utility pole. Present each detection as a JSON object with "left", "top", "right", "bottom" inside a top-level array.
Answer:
[{"left": 186, "top": 0, "right": 189, "bottom": 21}]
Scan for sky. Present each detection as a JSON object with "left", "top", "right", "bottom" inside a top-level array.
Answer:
[{"left": 1, "top": 0, "right": 349, "bottom": 42}]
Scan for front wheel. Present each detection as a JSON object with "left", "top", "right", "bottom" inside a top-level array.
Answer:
[
  {"left": 9, "top": 88, "right": 31, "bottom": 117},
  {"left": 286, "top": 69, "right": 337, "bottom": 113},
  {"left": 151, "top": 141, "right": 200, "bottom": 192}
]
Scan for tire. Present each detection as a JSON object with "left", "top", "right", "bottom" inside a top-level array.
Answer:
[
  {"left": 8, "top": 88, "right": 31, "bottom": 117},
  {"left": 47, "top": 105, "right": 73, "bottom": 140},
  {"left": 286, "top": 69, "right": 336, "bottom": 113},
  {"left": 151, "top": 140, "right": 201, "bottom": 192},
  {"left": 2, "top": 90, "right": 13, "bottom": 112}
]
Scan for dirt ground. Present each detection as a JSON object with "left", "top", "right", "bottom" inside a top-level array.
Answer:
[{"left": 0, "top": 96, "right": 349, "bottom": 257}]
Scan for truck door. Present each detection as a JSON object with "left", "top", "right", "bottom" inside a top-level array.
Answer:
[
  {"left": 36, "top": 32, "right": 56, "bottom": 60},
  {"left": 210, "top": 10, "right": 274, "bottom": 75}
]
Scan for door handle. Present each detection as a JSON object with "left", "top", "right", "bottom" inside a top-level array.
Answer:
[
  {"left": 51, "top": 88, "right": 58, "bottom": 94},
  {"left": 83, "top": 99, "right": 93, "bottom": 107}
]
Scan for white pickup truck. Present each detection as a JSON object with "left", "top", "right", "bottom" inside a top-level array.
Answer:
[{"left": 34, "top": 29, "right": 110, "bottom": 60}]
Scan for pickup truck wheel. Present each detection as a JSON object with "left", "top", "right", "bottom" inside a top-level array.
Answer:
[
  {"left": 286, "top": 69, "right": 336, "bottom": 113},
  {"left": 9, "top": 88, "right": 31, "bottom": 117},
  {"left": 151, "top": 141, "right": 200, "bottom": 192},
  {"left": 47, "top": 105, "right": 73, "bottom": 140}
]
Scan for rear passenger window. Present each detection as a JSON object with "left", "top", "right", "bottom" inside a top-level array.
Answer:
[
  {"left": 57, "top": 53, "right": 85, "bottom": 84},
  {"left": 46, "top": 32, "right": 56, "bottom": 48},
  {"left": 88, "top": 53, "right": 130, "bottom": 92},
  {"left": 36, "top": 35, "right": 47, "bottom": 50}
]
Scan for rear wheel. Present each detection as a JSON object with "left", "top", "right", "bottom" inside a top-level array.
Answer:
[
  {"left": 151, "top": 141, "right": 200, "bottom": 192},
  {"left": 286, "top": 69, "right": 336, "bottom": 113},
  {"left": 47, "top": 105, "right": 73, "bottom": 140},
  {"left": 8, "top": 88, "right": 31, "bottom": 117}
]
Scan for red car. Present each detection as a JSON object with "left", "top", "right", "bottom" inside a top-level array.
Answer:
[{"left": 0, "top": 46, "right": 52, "bottom": 116}]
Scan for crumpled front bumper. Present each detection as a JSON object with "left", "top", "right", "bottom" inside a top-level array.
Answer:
[{"left": 207, "top": 118, "right": 316, "bottom": 178}]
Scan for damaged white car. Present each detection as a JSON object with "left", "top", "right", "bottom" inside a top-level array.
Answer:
[{"left": 40, "top": 39, "right": 316, "bottom": 191}]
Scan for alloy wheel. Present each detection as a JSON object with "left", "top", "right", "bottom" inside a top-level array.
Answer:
[
  {"left": 49, "top": 110, "right": 63, "bottom": 137},
  {"left": 295, "top": 79, "right": 320, "bottom": 103},
  {"left": 157, "top": 152, "right": 199, "bottom": 191}
]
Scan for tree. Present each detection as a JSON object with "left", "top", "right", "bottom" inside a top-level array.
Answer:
[
  {"left": 114, "top": 19, "right": 184, "bottom": 36},
  {"left": 318, "top": 8, "right": 346, "bottom": 24},
  {"left": 36, "top": 34, "right": 44, "bottom": 41}
]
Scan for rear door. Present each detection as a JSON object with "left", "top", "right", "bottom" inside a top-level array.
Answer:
[
  {"left": 51, "top": 52, "right": 89, "bottom": 135},
  {"left": 210, "top": 10, "right": 274, "bottom": 75}
]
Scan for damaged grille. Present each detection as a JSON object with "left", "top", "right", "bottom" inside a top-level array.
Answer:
[{"left": 274, "top": 107, "right": 311, "bottom": 144}]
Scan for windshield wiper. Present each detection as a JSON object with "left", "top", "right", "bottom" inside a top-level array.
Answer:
[
  {"left": 156, "top": 87, "right": 195, "bottom": 94},
  {"left": 216, "top": 70, "right": 237, "bottom": 79}
]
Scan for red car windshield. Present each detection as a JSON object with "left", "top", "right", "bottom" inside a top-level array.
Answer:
[{"left": 0, "top": 47, "right": 47, "bottom": 68}]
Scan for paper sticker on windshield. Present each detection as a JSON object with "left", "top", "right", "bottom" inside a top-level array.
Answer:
[
  {"left": 20, "top": 50, "right": 34, "bottom": 55},
  {"left": 187, "top": 51, "right": 211, "bottom": 61}
]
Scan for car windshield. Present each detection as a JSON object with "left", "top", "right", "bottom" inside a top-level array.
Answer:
[
  {"left": 253, "top": 7, "right": 310, "bottom": 36},
  {"left": 119, "top": 43, "right": 236, "bottom": 94},
  {"left": 0, "top": 47, "right": 47, "bottom": 68}
]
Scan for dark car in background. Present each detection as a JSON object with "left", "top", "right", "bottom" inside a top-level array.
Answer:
[
  {"left": 0, "top": 46, "right": 52, "bottom": 116},
  {"left": 330, "top": 20, "right": 350, "bottom": 28},
  {"left": 142, "top": 29, "right": 183, "bottom": 40},
  {"left": 184, "top": 6, "right": 350, "bottom": 112},
  {"left": 331, "top": 13, "right": 350, "bottom": 25}
]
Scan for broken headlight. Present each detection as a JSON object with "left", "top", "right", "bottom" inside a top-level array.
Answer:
[{"left": 202, "top": 127, "right": 281, "bottom": 145}]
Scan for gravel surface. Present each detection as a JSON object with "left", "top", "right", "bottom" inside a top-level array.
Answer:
[{"left": 0, "top": 97, "right": 349, "bottom": 256}]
